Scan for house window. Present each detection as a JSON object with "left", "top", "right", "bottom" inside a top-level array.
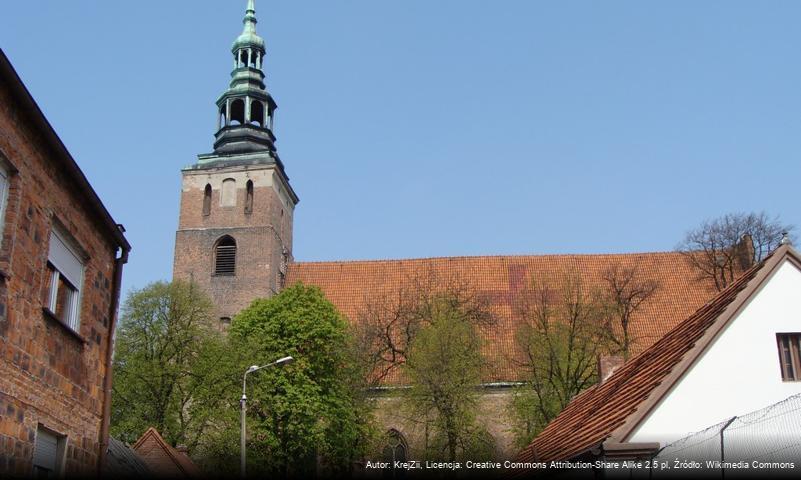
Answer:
[
  {"left": 32, "top": 426, "right": 66, "bottom": 478},
  {"left": 0, "top": 163, "right": 9, "bottom": 243},
  {"left": 214, "top": 237, "right": 236, "bottom": 276},
  {"left": 45, "top": 229, "right": 84, "bottom": 332},
  {"left": 777, "top": 333, "right": 801, "bottom": 381}
]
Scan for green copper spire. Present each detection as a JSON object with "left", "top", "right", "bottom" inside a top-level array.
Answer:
[
  {"left": 209, "top": 0, "right": 278, "bottom": 156},
  {"left": 233, "top": 0, "right": 265, "bottom": 51}
]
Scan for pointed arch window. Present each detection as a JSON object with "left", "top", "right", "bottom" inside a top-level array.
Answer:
[
  {"left": 245, "top": 180, "right": 254, "bottom": 214},
  {"left": 214, "top": 236, "right": 237, "bottom": 276},
  {"left": 382, "top": 430, "right": 407, "bottom": 478},
  {"left": 202, "top": 184, "right": 212, "bottom": 216}
]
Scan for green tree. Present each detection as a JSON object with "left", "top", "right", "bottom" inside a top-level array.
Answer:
[
  {"left": 510, "top": 271, "right": 611, "bottom": 447},
  {"left": 404, "top": 297, "right": 495, "bottom": 462},
  {"left": 229, "top": 283, "right": 370, "bottom": 477},
  {"left": 110, "top": 281, "right": 234, "bottom": 452}
]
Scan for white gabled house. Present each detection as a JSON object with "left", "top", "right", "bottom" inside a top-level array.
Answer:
[{"left": 516, "top": 243, "right": 801, "bottom": 472}]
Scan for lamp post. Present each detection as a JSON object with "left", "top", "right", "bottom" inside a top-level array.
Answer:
[{"left": 240, "top": 355, "right": 294, "bottom": 479}]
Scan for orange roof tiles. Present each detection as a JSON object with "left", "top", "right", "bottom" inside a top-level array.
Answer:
[
  {"left": 515, "top": 246, "right": 794, "bottom": 464},
  {"left": 286, "top": 251, "right": 717, "bottom": 384}
]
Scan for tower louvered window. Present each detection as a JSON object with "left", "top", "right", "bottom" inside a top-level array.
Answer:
[{"left": 215, "top": 237, "right": 237, "bottom": 275}]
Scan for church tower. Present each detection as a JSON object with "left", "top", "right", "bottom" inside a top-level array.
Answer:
[{"left": 173, "top": 0, "right": 298, "bottom": 322}]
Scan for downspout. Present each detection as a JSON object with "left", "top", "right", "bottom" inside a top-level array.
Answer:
[{"left": 96, "top": 245, "right": 130, "bottom": 474}]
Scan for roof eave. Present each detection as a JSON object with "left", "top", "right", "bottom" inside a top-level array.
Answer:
[{"left": 0, "top": 49, "right": 130, "bottom": 253}]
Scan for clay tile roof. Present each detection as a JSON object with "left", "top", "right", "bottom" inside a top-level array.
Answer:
[
  {"left": 132, "top": 427, "right": 204, "bottom": 479},
  {"left": 286, "top": 251, "right": 717, "bottom": 384},
  {"left": 516, "top": 245, "right": 797, "bottom": 464}
]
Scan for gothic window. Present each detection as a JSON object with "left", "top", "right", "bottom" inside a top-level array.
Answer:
[
  {"left": 245, "top": 180, "right": 253, "bottom": 214},
  {"left": 221, "top": 178, "right": 236, "bottom": 207},
  {"left": 214, "top": 237, "right": 236, "bottom": 276},
  {"left": 202, "top": 184, "right": 212, "bottom": 216},
  {"left": 230, "top": 99, "right": 245, "bottom": 125},
  {"left": 250, "top": 100, "right": 264, "bottom": 127},
  {"left": 381, "top": 430, "right": 407, "bottom": 479}
]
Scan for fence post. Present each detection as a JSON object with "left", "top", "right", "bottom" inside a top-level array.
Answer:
[{"left": 719, "top": 416, "right": 737, "bottom": 480}]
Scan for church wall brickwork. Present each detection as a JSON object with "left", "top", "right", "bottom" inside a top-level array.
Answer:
[
  {"left": 0, "top": 77, "right": 124, "bottom": 477},
  {"left": 372, "top": 390, "right": 519, "bottom": 461},
  {"left": 173, "top": 165, "right": 294, "bottom": 321}
]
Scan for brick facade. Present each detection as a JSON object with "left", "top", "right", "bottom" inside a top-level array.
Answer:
[
  {"left": 0, "top": 51, "right": 129, "bottom": 477},
  {"left": 173, "top": 162, "right": 295, "bottom": 321}
]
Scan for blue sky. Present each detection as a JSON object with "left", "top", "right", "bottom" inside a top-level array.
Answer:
[{"left": 2, "top": 1, "right": 800, "bottom": 295}]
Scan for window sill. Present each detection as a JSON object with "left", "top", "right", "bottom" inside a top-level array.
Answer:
[{"left": 42, "top": 308, "right": 88, "bottom": 345}]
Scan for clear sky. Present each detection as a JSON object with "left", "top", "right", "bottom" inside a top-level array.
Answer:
[{"left": 2, "top": 1, "right": 800, "bottom": 296}]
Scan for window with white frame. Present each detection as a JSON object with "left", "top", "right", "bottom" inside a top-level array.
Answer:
[
  {"left": 45, "top": 229, "right": 84, "bottom": 332},
  {"left": 32, "top": 426, "right": 66, "bottom": 478}
]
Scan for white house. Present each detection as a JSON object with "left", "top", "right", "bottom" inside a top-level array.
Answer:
[{"left": 515, "top": 243, "right": 801, "bottom": 476}]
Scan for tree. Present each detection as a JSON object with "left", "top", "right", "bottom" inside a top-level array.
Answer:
[
  {"left": 601, "top": 264, "right": 660, "bottom": 360},
  {"left": 228, "top": 283, "right": 370, "bottom": 477},
  {"left": 678, "top": 212, "right": 794, "bottom": 291},
  {"left": 355, "top": 269, "right": 494, "bottom": 386},
  {"left": 110, "top": 281, "right": 233, "bottom": 451},
  {"left": 403, "top": 297, "right": 495, "bottom": 462},
  {"left": 510, "top": 270, "right": 611, "bottom": 447}
]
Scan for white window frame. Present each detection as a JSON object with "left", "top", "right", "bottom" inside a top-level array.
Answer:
[{"left": 46, "top": 228, "right": 85, "bottom": 332}]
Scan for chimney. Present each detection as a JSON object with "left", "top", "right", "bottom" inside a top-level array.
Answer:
[
  {"left": 598, "top": 355, "right": 624, "bottom": 384},
  {"left": 735, "top": 234, "right": 755, "bottom": 270},
  {"left": 176, "top": 445, "right": 189, "bottom": 454}
]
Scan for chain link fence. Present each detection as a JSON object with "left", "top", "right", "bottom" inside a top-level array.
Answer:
[{"left": 647, "top": 393, "right": 801, "bottom": 478}]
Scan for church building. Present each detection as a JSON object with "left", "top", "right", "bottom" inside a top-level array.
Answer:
[{"left": 173, "top": 0, "right": 721, "bottom": 459}]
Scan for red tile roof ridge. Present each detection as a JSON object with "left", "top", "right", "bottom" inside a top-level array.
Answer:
[{"left": 291, "top": 250, "right": 686, "bottom": 266}]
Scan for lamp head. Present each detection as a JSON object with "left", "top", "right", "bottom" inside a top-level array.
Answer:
[{"left": 275, "top": 356, "right": 294, "bottom": 365}]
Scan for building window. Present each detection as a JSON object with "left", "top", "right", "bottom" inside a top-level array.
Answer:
[
  {"left": 45, "top": 229, "right": 84, "bottom": 332},
  {"left": 0, "top": 163, "right": 9, "bottom": 244},
  {"left": 32, "top": 426, "right": 66, "bottom": 478},
  {"left": 382, "top": 430, "right": 407, "bottom": 479},
  {"left": 202, "top": 184, "right": 212, "bottom": 216},
  {"left": 245, "top": 180, "right": 253, "bottom": 214},
  {"left": 221, "top": 178, "right": 236, "bottom": 207},
  {"left": 777, "top": 333, "right": 801, "bottom": 381},
  {"left": 214, "top": 236, "right": 236, "bottom": 276}
]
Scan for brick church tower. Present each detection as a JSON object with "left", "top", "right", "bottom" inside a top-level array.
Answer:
[{"left": 173, "top": 0, "right": 298, "bottom": 322}]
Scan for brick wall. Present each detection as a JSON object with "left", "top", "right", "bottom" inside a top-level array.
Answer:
[
  {"left": 173, "top": 164, "right": 294, "bottom": 320},
  {"left": 0, "top": 72, "right": 122, "bottom": 477}
]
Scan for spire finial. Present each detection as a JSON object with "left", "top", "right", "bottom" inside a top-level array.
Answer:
[{"left": 243, "top": 0, "right": 257, "bottom": 33}]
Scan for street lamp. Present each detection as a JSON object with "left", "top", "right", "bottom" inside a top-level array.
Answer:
[{"left": 240, "top": 355, "right": 294, "bottom": 478}]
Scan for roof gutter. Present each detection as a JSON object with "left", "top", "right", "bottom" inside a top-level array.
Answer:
[{"left": 96, "top": 246, "right": 129, "bottom": 475}]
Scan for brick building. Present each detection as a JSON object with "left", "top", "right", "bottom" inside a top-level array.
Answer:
[
  {"left": 172, "top": 0, "right": 721, "bottom": 460},
  {"left": 0, "top": 49, "right": 130, "bottom": 477}
]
